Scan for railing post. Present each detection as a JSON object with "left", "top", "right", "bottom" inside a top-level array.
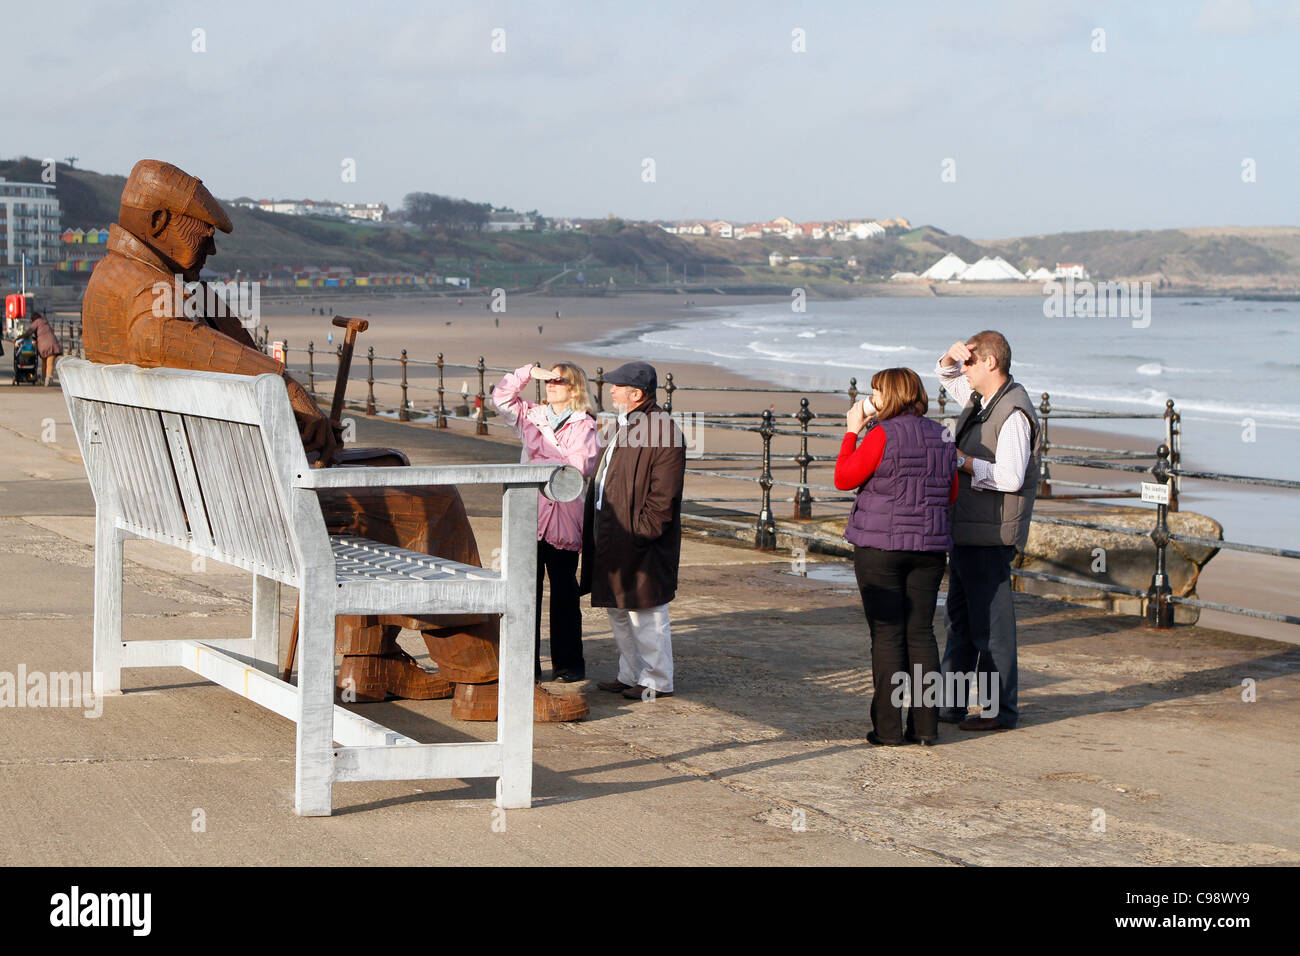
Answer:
[
  {"left": 476, "top": 356, "right": 488, "bottom": 435},
  {"left": 755, "top": 409, "right": 777, "bottom": 550},
  {"left": 594, "top": 366, "right": 605, "bottom": 412},
  {"left": 794, "top": 397, "right": 814, "bottom": 519},
  {"left": 847, "top": 376, "right": 858, "bottom": 405},
  {"left": 399, "top": 349, "right": 410, "bottom": 421},
  {"left": 365, "top": 346, "right": 376, "bottom": 415},
  {"left": 1038, "top": 392, "right": 1052, "bottom": 497},
  {"left": 1145, "top": 444, "right": 1175, "bottom": 629},
  {"left": 1165, "top": 400, "right": 1181, "bottom": 512},
  {"left": 307, "top": 340, "right": 315, "bottom": 396},
  {"left": 937, "top": 385, "right": 948, "bottom": 416},
  {"left": 435, "top": 352, "right": 448, "bottom": 428},
  {"left": 663, "top": 372, "right": 675, "bottom": 414}
]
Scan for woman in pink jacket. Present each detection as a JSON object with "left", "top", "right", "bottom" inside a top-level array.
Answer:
[{"left": 493, "top": 362, "right": 600, "bottom": 682}]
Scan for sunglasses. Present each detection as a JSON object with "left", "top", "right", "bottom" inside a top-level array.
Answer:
[{"left": 546, "top": 378, "right": 569, "bottom": 386}]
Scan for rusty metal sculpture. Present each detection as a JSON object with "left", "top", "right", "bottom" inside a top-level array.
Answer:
[{"left": 81, "top": 159, "right": 587, "bottom": 721}]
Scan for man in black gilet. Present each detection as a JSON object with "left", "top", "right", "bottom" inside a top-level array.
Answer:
[{"left": 935, "top": 331, "right": 1042, "bottom": 731}]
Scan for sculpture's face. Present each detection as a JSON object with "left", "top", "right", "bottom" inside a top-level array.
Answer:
[
  {"left": 155, "top": 210, "right": 218, "bottom": 273},
  {"left": 120, "top": 205, "right": 217, "bottom": 276}
]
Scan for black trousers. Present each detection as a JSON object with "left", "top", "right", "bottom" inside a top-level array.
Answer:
[
  {"left": 853, "top": 546, "right": 947, "bottom": 742},
  {"left": 536, "top": 540, "right": 583, "bottom": 678}
]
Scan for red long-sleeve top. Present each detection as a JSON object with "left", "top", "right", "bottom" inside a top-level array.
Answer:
[{"left": 834, "top": 427, "right": 959, "bottom": 502}]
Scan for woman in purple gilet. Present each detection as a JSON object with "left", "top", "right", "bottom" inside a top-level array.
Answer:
[{"left": 834, "top": 368, "right": 958, "bottom": 746}]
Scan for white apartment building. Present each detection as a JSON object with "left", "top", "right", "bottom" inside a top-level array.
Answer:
[{"left": 0, "top": 178, "right": 61, "bottom": 290}]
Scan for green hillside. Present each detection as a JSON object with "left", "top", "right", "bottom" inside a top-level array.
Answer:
[{"left": 5, "top": 157, "right": 1297, "bottom": 290}]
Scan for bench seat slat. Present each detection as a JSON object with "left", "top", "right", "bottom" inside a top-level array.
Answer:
[{"left": 330, "top": 534, "right": 499, "bottom": 584}]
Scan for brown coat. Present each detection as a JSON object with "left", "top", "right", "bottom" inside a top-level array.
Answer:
[
  {"left": 29, "top": 316, "right": 62, "bottom": 359},
  {"left": 580, "top": 399, "right": 687, "bottom": 609}
]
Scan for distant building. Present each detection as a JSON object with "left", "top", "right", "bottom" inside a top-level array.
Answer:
[
  {"left": 849, "top": 221, "right": 886, "bottom": 240},
  {"left": 769, "top": 252, "right": 786, "bottom": 266},
  {"left": 485, "top": 212, "right": 535, "bottom": 232},
  {"left": 1026, "top": 266, "right": 1055, "bottom": 281},
  {"left": 1055, "top": 262, "right": 1089, "bottom": 280},
  {"left": 343, "top": 202, "right": 387, "bottom": 222},
  {"left": 0, "top": 177, "right": 61, "bottom": 290},
  {"left": 707, "top": 220, "right": 733, "bottom": 239}
]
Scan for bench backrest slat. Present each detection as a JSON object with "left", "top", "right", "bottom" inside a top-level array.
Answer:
[{"left": 160, "top": 411, "right": 215, "bottom": 550}]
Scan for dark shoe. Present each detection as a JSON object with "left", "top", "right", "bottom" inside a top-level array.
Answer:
[
  {"left": 958, "top": 716, "right": 1011, "bottom": 732},
  {"left": 905, "top": 731, "right": 938, "bottom": 746},
  {"left": 867, "top": 731, "right": 907, "bottom": 747},
  {"left": 552, "top": 668, "right": 586, "bottom": 683},
  {"left": 597, "top": 679, "right": 633, "bottom": 693},
  {"left": 622, "top": 685, "right": 673, "bottom": 700}
]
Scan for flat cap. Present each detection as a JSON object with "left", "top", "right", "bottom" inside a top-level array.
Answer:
[
  {"left": 120, "top": 159, "right": 233, "bottom": 233},
  {"left": 604, "top": 361, "right": 658, "bottom": 396}
]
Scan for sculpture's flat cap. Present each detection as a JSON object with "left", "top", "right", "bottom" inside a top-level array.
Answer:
[{"left": 121, "top": 159, "right": 233, "bottom": 233}]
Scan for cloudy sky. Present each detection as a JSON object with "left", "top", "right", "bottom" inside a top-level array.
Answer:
[{"left": 7, "top": 0, "right": 1297, "bottom": 236}]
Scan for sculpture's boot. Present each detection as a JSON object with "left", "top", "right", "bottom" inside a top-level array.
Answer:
[
  {"left": 337, "top": 617, "right": 452, "bottom": 703},
  {"left": 451, "top": 681, "right": 590, "bottom": 723},
  {"left": 421, "top": 621, "right": 500, "bottom": 684}
]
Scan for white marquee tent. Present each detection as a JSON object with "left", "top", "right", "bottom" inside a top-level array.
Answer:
[
  {"left": 959, "top": 256, "right": 1027, "bottom": 281},
  {"left": 919, "top": 252, "right": 969, "bottom": 280}
]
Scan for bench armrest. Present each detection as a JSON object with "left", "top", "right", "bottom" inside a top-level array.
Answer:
[{"left": 294, "top": 463, "right": 584, "bottom": 502}]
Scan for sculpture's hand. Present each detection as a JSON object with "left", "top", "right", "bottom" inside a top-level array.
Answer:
[{"left": 302, "top": 415, "right": 344, "bottom": 467}]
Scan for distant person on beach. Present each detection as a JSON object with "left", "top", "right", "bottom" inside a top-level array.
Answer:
[
  {"left": 21, "top": 312, "right": 63, "bottom": 386},
  {"left": 935, "top": 331, "right": 1042, "bottom": 732},
  {"left": 581, "top": 361, "right": 685, "bottom": 701},
  {"left": 835, "top": 368, "right": 957, "bottom": 746},
  {"left": 493, "top": 362, "right": 600, "bottom": 686}
]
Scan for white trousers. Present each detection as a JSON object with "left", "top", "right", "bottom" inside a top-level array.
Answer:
[{"left": 607, "top": 604, "right": 673, "bottom": 693}]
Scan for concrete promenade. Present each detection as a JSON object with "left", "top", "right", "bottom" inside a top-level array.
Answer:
[{"left": 1, "top": 383, "right": 1296, "bottom": 866}]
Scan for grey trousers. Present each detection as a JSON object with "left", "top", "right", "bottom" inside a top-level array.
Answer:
[{"left": 939, "top": 543, "right": 1019, "bottom": 727}]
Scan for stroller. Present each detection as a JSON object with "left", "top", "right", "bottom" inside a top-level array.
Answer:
[{"left": 12, "top": 337, "right": 40, "bottom": 385}]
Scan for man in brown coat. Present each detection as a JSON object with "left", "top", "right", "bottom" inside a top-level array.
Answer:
[{"left": 581, "top": 362, "right": 686, "bottom": 700}]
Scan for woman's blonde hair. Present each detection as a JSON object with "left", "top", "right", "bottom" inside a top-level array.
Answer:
[
  {"left": 549, "top": 362, "right": 595, "bottom": 416},
  {"left": 869, "top": 367, "right": 930, "bottom": 420}
]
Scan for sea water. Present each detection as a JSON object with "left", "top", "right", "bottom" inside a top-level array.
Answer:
[{"left": 583, "top": 295, "right": 1299, "bottom": 550}]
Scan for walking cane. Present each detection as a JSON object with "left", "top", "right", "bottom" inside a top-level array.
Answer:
[{"left": 282, "top": 316, "right": 369, "bottom": 683}]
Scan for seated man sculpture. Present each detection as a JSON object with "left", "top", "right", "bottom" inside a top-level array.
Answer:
[{"left": 81, "top": 159, "right": 587, "bottom": 722}]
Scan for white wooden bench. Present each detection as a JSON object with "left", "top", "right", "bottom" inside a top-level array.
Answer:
[{"left": 57, "top": 358, "right": 581, "bottom": 816}]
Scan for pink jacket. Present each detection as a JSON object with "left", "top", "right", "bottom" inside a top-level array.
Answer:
[{"left": 492, "top": 365, "right": 599, "bottom": 551}]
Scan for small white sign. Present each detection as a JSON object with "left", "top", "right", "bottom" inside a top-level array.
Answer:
[{"left": 1141, "top": 481, "right": 1170, "bottom": 505}]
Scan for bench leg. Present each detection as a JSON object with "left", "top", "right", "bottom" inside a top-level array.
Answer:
[
  {"left": 294, "top": 588, "right": 335, "bottom": 816},
  {"left": 93, "top": 512, "right": 124, "bottom": 697},
  {"left": 251, "top": 575, "right": 281, "bottom": 673},
  {"left": 498, "top": 486, "right": 536, "bottom": 809}
]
